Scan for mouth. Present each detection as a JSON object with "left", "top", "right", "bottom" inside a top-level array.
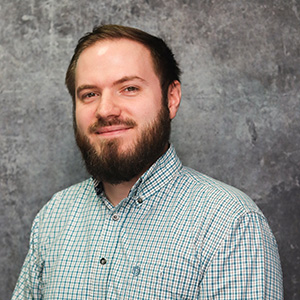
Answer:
[{"left": 95, "top": 125, "right": 133, "bottom": 136}]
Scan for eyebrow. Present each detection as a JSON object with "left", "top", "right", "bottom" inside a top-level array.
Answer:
[
  {"left": 76, "top": 76, "right": 147, "bottom": 98},
  {"left": 113, "top": 76, "right": 146, "bottom": 85}
]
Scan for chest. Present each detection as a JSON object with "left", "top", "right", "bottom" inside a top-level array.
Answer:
[{"left": 41, "top": 200, "right": 202, "bottom": 299}]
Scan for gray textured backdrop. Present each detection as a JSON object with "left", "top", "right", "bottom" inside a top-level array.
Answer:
[{"left": 1, "top": 0, "right": 299, "bottom": 299}]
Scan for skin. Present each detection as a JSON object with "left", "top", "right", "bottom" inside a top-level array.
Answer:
[{"left": 74, "top": 38, "right": 181, "bottom": 205}]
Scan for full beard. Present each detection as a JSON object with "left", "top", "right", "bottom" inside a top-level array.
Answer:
[{"left": 75, "top": 104, "right": 171, "bottom": 184}]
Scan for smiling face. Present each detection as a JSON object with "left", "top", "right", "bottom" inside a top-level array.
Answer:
[
  {"left": 74, "top": 38, "right": 181, "bottom": 184},
  {"left": 75, "top": 38, "right": 164, "bottom": 153}
]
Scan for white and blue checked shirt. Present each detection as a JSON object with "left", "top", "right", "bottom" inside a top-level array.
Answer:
[{"left": 13, "top": 145, "right": 283, "bottom": 299}]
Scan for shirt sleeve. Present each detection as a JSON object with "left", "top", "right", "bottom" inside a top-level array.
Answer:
[
  {"left": 12, "top": 215, "right": 44, "bottom": 300},
  {"left": 199, "top": 212, "right": 283, "bottom": 299}
]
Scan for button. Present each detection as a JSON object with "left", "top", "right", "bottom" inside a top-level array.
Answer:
[
  {"left": 112, "top": 214, "right": 120, "bottom": 221},
  {"left": 100, "top": 258, "right": 107, "bottom": 265},
  {"left": 137, "top": 198, "right": 143, "bottom": 204},
  {"left": 131, "top": 266, "right": 141, "bottom": 276}
]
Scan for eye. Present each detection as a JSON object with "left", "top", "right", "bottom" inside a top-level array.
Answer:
[
  {"left": 122, "top": 86, "right": 140, "bottom": 97},
  {"left": 83, "top": 92, "right": 97, "bottom": 98},
  {"left": 80, "top": 91, "right": 100, "bottom": 102},
  {"left": 124, "top": 86, "right": 139, "bottom": 92}
]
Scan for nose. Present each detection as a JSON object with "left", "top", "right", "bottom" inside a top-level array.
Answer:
[{"left": 95, "top": 91, "right": 121, "bottom": 119}]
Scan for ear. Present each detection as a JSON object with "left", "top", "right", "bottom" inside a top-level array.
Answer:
[{"left": 167, "top": 80, "right": 181, "bottom": 120}]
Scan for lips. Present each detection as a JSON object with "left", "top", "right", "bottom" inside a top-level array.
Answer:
[
  {"left": 95, "top": 125, "right": 133, "bottom": 135},
  {"left": 88, "top": 118, "right": 137, "bottom": 136}
]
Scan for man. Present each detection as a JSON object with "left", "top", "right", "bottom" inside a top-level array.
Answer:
[{"left": 13, "top": 25, "right": 283, "bottom": 299}]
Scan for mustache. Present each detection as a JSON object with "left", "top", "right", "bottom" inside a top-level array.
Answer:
[{"left": 88, "top": 117, "right": 137, "bottom": 133}]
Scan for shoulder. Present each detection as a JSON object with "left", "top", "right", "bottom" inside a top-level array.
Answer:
[
  {"left": 180, "top": 167, "right": 261, "bottom": 215},
  {"left": 171, "top": 167, "right": 275, "bottom": 268},
  {"left": 32, "top": 178, "right": 95, "bottom": 237},
  {"left": 41, "top": 178, "right": 94, "bottom": 215},
  {"left": 175, "top": 166, "right": 261, "bottom": 218},
  {"left": 165, "top": 165, "right": 265, "bottom": 250}
]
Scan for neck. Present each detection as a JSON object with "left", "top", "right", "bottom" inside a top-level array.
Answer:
[{"left": 102, "top": 176, "right": 139, "bottom": 206}]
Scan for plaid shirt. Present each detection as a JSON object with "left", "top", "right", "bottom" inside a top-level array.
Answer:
[{"left": 12, "top": 145, "right": 283, "bottom": 299}]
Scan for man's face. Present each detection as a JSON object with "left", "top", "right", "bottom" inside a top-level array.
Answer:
[{"left": 74, "top": 38, "right": 172, "bottom": 184}]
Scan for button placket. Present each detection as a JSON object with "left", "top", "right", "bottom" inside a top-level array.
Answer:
[{"left": 97, "top": 210, "right": 122, "bottom": 269}]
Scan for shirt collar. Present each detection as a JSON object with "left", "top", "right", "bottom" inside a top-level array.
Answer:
[{"left": 93, "top": 144, "right": 182, "bottom": 206}]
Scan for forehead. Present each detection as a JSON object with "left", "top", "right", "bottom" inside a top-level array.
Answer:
[
  {"left": 78, "top": 38, "right": 154, "bottom": 71},
  {"left": 75, "top": 38, "right": 160, "bottom": 88}
]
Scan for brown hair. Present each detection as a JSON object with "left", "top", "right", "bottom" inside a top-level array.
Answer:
[{"left": 65, "top": 24, "right": 181, "bottom": 105}]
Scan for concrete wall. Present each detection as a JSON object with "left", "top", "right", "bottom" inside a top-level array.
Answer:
[{"left": 1, "top": 0, "right": 299, "bottom": 298}]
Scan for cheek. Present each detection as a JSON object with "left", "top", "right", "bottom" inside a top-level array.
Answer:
[
  {"left": 135, "top": 99, "right": 162, "bottom": 121},
  {"left": 75, "top": 107, "right": 93, "bottom": 132},
  {"left": 144, "top": 105, "right": 162, "bottom": 123}
]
